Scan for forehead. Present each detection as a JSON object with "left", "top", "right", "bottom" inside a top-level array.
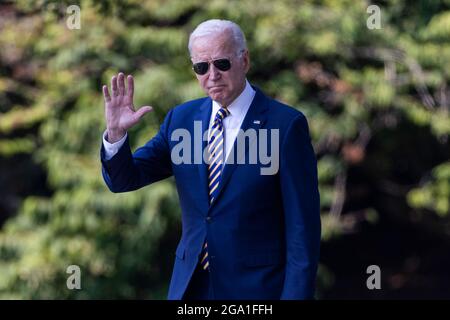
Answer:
[{"left": 190, "top": 31, "right": 236, "bottom": 60}]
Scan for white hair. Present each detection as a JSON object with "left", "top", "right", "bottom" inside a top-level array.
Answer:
[{"left": 188, "top": 19, "right": 247, "bottom": 56}]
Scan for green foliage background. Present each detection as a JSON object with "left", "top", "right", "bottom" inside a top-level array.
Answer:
[{"left": 0, "top": 0, "right": 449, "bottom": 298}]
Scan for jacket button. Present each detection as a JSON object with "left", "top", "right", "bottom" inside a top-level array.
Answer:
[{"left": 206, "top": 216, "right": 212, "bottom": 223}]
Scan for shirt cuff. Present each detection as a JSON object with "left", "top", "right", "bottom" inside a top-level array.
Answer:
[{"left": 103, "top": 130, "right": 127, "bottom": 161}]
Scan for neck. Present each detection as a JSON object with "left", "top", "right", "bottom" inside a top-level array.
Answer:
[{"left": 220, "top": 80, "right": 246, "bottom": 107}]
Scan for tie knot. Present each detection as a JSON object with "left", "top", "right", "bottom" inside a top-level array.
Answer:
[{"left": 215, "top": 107, "right": 230, "bottom": 122}]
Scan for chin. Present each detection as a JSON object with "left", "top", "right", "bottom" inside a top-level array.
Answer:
[{"left": 209, "top": 92, "right": 226, "bottom": 103}]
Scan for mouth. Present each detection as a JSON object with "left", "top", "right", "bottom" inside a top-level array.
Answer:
[{"left": 208, "top": 85, "right": 225, "bottom": 90}]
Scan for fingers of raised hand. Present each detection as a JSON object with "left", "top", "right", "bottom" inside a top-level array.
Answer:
[
  {"left": 127, "top": 75, "right": 134, "bottom": 98},
  {"left": 111, "top": 75, "right": 119, "bottom": 97},
  {"left": 105, "top": 73, "right": 134, "bottom": 103},
  {"left": 118, "top": 72, "right": 126, "bottom": 96},
  {"left": 102, "top": 85, "right": 111, "bottom": 102}
]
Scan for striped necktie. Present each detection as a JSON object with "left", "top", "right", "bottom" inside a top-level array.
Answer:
[{"left": 200, "top": 106, "right": 230, "bottom": 271}]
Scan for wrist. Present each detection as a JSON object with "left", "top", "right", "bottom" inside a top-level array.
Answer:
[{"left": 107, "top": 129, "right": 126, "bottom": 143}]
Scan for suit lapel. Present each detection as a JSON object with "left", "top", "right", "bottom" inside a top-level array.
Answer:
[{"left": 196, "top": 97, "right": 213, "bottom": 208}]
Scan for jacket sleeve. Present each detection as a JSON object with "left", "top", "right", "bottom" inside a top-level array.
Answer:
[
  {"left": 100, "top": 108, "right": 174, "bottom": 193},
  {"left": 279, "top": 113, "right": 321, "bottom": 299}
]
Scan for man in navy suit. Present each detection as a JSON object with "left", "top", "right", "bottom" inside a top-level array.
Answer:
[{"left": 100, "top": 19, "right": 321, "bottom": 300}]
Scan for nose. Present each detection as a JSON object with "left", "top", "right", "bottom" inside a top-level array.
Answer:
[{"left": 208, "top": 63, "right": 221, "bottom": 81}]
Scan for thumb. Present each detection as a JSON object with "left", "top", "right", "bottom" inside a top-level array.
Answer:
[{"left": 134, "top": 106, "right": 153, "bottom": 121}]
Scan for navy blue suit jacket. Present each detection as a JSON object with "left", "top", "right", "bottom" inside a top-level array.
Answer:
[{"left": 100, "top": 86, "right": 321, "bottom": 299}]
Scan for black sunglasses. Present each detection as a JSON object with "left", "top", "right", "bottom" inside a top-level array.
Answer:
[{"left": 192, "top": 58, "right": 232, "bottom": 75}]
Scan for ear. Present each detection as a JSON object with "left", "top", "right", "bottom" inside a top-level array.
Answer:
[{"left": 242, "top": 49, "right": 250, "bottom": 73}]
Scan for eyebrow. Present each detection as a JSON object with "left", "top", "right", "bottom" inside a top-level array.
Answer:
[{"left": 192, "top": 54, "right": 233, "bottom": 61}]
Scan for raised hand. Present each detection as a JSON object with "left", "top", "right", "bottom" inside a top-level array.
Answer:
[{"left": 102, "top": 72, "right": 153, "bottom": 143}]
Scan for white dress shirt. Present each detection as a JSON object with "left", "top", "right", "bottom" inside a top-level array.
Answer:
[{"left": 103, "top": 79, "right": 256, "bottom": 162}]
